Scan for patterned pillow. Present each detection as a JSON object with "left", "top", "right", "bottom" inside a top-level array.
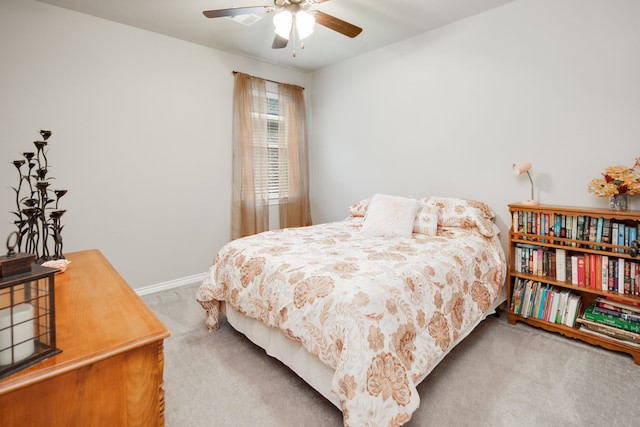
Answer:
[
  {"left": 348, "top": 198, "right": 370, "bottom": 217},
  {"left": 413, "top": 204, "right": 438, "bottom": 236},
  {"left": 361, "top": 194, "right": 420, "bottom": 238},
  {"left": 424, "top": 196, "right": 497, "bottom": 237}
]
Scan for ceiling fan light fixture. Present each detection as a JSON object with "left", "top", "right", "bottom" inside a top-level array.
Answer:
[
  {"left": 295, "top": 11, "right": 315, "bottom": 39},
  {"left": 273, "top": 10, "right": 293, "bottom": 40}
]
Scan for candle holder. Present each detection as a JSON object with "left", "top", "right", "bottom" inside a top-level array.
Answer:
[
  {"left": 0, "top": 233, "right": 60, "bottom": 379},
  {"left": 10, "top": 130, "right": 68, "bottom": 263}
]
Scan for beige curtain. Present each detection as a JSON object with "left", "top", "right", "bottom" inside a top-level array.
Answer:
[
  {"left": 231, "top": 73, "right": 311, "bottom": 240},
  {"left": 231, "top": 73, "right": 269, "bottom": 239},
  {"left": 277, "top": 82, "right": 312, "bottom": 230}
]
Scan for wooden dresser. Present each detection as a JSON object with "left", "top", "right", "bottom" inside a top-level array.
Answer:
[{"left": 0, "top": 249, "right": 170, "bottom": 426}]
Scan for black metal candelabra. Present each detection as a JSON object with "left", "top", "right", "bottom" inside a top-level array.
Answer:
[{"left": 9, "top": 130, "right": 68, "bottom": 263}]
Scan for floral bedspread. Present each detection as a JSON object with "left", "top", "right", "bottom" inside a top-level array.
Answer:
[{"left": 196, "top": 217, "right": 506, "bottom": 426}]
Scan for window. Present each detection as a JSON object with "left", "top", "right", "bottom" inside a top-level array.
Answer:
[
  {"left": 231, "top": 72, "right": 310, "bottom": 239},
  {"left": 255, "top": 87, "right": 289, "bottom": 203}
]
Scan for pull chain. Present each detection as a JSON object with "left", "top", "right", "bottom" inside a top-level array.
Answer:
[{"left": 291, "top": 18, "right": 298, "bottom": 57}]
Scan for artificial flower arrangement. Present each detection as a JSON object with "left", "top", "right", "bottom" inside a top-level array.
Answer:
[{"left": 587, "top": 158, "right": 640, "bottom": 197}]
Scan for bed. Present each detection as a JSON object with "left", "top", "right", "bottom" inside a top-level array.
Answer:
[{"left": 196, "top": 195, "right": 507, "bottom": 426}]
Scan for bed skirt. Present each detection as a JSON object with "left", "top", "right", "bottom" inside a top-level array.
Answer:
[{"left": 221, "top": 285, "right": 507, "bottom": 409}]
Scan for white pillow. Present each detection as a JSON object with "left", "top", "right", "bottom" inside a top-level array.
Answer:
[{"left": 361, "top": 194, "right": 420, "bottom": 238}]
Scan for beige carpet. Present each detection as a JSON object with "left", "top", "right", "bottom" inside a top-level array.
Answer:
[{"left": 142, "top": 284, "right": 640, "bottom": 426}]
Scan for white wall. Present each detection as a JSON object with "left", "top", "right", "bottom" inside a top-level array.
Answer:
[
  {"left": 309, "top": 0, "right": 640, "bottom": 250},
  {"left": 0, "top": 0, "right": 310, "bottom": 289}
]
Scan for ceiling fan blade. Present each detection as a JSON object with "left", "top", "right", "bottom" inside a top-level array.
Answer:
[
  {"left": 203, "top": 6, "right": 270, "bottom": 18},
  {"left": 313, "top": 10, "right": 362, "bottom": 38},
  {"left": 272, "top": 34, "right": 289, "bottom": 49}
]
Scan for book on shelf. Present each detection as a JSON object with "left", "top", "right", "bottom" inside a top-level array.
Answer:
[
  {"left": 541, "top": 285, "right": 552, "bottom": 318},
  {"left": 570, "top": 215, "right": 578, "bottom": 246},
  {"left": 563, "top": 294, "right": 581, "bottom": 327},
  {"left": 596, "top": 296, "right": 640, "bottom": 313},
  {"left": 588, "top": 218, "right": 598, "bottom": 244},
  {"left": 583, "top": 304, "right": 640, "bottom": 333},
  {"left": 618, "top": 223, "right": 626, "bottom": 253},
  {"left": 532, "top": 284, "right": 543, "bottom": 318},
  {"left": 527, "top": 281, "right": 540, "bottom": 318},
  {"left": 510, "top": 277, "right": 524, "bottom": 314},
  {"left": 577, "top": 216, "right": 586, "bottom": 243},
  {"left": 576, "top": 255, "right": 586, "bottom": 286},
  {"left": 609, "top": 258, "right": 617, "bottom": 292},
  {"left": 571, "top": 256, "right": 578, "bottom": 285},
  {"left": 618, "top": 258, "right": 625, "bottom": 294},
  {"left": 564, "top": 215, "right": 572, "bottom": 239},
  {"left": 577, "top": 319, "right": 640, "bottom": 348},
  {"left": 582, "top": 216, "right": 591, "bottom": 246},
  {"left": 520, "top": 280, "right": 534, "bottom": 318},
  {"left": 548, "top": 290, "right": 561, "bottom": 322},
  {"left": 555, "top": 290, "right": 571, "bottom": 324},
  {"left": 520, "top": 281, "right": 529, "bottom": 314},
  {"left": 577, "top": 317, "right": 640, "bottom": 343},
  {"left": 538, "top": 213, "right": 543, "bottom": 238},
  {"left": 595, "top": 217, "right": 604, "bottom": 249},
  {"left": 601, "top": 218, "right": 611, "bottom": 246},
  {"left": 629, "top": 226, "right": 637, "bottom": 249},
  {"left": 601, "top": 255, "right": 609, "bottom": 291},
  {"left": 556, "top": 248, "right": 566, "bottom": 282},
  {"left": 553, "top": 214, "right": 561, "bottom": 238},
  {"left": 529, "top": 212, "right": 536, "bottom": 235},
  {"left": 542, "top": 288, "right": 554, "bottom": 321},
  {"left": 593, "top": 305, "right": 640, "bottom": 323},
  {"left": 594, "top": 254, "right": 602, "bottom": 290}
]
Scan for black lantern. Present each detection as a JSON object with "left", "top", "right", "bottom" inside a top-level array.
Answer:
[{"left": 0, "top": 233, "right": 60, "bottom": 379}]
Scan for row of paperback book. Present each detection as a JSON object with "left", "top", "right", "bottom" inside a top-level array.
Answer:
[
  {"left": 510, "top": 278, "right": 581, "bottom": 327},
  {"left": 513, "top": 244, "right": 555, "bottom": 277},
  {"left": 513, "top": 245, "right": 640, "bottom": 296},
  {"left": 512, "top": 210, "right": 638, "bottom": 252},
  {"left": 576, "top": 297, "right": 640, "bottom": 348}
]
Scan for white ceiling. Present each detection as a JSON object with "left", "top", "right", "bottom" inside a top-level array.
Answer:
[{"left": 36, "top": 0, "right": 514, "bottom": 72}]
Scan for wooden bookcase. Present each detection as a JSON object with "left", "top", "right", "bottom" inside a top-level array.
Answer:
[{"left": 507, "top": 203, "right": 640, "bottom": 365}]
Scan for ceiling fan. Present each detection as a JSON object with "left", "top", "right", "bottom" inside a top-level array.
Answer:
[{"left": 203, "top": 0, "right": 362, "bottom": 52}]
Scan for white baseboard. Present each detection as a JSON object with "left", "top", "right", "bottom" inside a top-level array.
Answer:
[{"left": 135, "top": 273, "right": 206, "bottom": 296}]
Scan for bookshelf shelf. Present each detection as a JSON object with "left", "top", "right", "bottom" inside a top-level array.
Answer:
[{"left": 507, "top": 203, "right": 640, "bottom": 365}]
